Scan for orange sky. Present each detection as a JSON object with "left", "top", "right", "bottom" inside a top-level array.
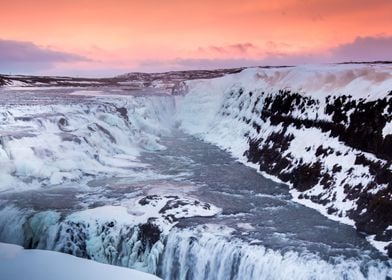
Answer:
[{"left": 1, "top": 0, "right": 392, "bottom": 76}]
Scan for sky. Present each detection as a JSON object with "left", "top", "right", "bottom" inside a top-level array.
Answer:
[{"left": 0, "top": 0, "right": 392, "bottom": 77}]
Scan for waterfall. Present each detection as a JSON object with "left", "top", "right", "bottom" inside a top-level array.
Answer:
[
  {"left": 0, "top": 207, "right": 164, "bottom": 274},
  {"left": 160, "top": 227, "right": 391, "bottom": 280}
]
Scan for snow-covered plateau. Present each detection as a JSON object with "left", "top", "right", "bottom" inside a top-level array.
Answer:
[{"left": 0, "top": 63, "right": 391, "bottom": 279}]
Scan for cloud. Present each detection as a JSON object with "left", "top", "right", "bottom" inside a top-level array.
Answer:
[
  {"left": 330, "top": 36, "right": 392, "bottom": 62},
  {"left": 137, "top": 57, "right": 293, "bottom": 72},
  {"left": 0, "top": 39, "right": 90, "bottom": 74},
  {"left": 2, "top": 36, "right": 392, "bottom": 76},
  {"left": 197, "top": 43, "right": 258, "bottom": 56},
  {"left": 261, "top": 36, "right": 392, "bottom": 64},
  {"left": 173, "top": 57, "right": 262, "bottom": 69}
]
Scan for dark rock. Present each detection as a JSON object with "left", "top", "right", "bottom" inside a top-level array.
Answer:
[
  {"left": 290, "top": 162, "right": 322, "bottom": 192},
  {"left": 116, "top": 107, "right": 129, "bottom": 122},
  {"left": 387, "top": 243, "right": 392, "bottom": 258},
  {"left": 138, "top": 223, "right": 161, "bottom": 245},
  {"left": 138, "top": 195, "right": 160, "bottom": 206}
]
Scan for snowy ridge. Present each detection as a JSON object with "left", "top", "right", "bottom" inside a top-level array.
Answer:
[{"left": 177, "top": 64, "right": 392, "bottom": 255}]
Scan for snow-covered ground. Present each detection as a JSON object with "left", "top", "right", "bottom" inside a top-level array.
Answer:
[{"left": 0, "top": 242, "right": 161, "bottom": 280}]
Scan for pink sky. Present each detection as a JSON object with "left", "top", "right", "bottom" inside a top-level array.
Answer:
[{"left": 1, "top": 0, "right": 392, "bottom": 76}]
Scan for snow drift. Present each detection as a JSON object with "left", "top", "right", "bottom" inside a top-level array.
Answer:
[{"left": 0, "top": 242, "right": 161, "bottom": 280}]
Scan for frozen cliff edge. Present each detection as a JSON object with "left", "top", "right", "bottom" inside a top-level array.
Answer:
[{"left": 176, "top": 64, "right": 392, "bottom": 256}]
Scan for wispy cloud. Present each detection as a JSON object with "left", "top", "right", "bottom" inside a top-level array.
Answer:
[
  {"left": 330, "top": 36, "right": 392, "bottom": 62},
  {"left": 198, "top": 43, "right": 257, "bottom": 55},
  {"left": 0, "top": 39, "right": 90, "bottom": 74}
]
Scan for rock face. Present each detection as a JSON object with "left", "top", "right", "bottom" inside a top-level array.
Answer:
[
  {"left": 0, "top": 77, "right": 7, "bottom": 86},
  {"left": 239, "top": 89, "right": 392, "bottom": 243},
  {"left": 177, "top": 64, "right": 392, "bottom": 255}
]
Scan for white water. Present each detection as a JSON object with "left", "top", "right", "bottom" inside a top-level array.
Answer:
[
  {"left": 0, "top": 94, "right": 176, "bottom": 192},
  {"left": 162, "top": 228, "right": 390, "bottom": 280}
]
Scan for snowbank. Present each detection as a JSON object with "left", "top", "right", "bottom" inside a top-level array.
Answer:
[{"left": 0, "top": 242, "right": 160, "bottom": 280}]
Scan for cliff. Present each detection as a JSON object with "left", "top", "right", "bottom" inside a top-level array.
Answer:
[{"left": 177, "top": 64, "right": 392, "bottom": 255}]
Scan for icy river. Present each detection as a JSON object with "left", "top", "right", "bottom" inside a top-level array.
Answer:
[{"left": 0, "top": 87, "right": 391, "bottom": 279}]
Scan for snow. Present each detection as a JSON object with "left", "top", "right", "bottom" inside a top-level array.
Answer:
[
  {"left": 5, "top": 80, "right": 28, "bottom": 87},
  {"left": 383, "top": 121, "right": 392, "bottom": 138},
  {"left": 3, "top": 86, "right": 70, "bottom": 91},
  {"left": 250, "top": 64, "right": 392, "bottom": 100},
  {"left": 366, "top": 235, "right": 390, "bottom": 256},
  {"left": 69, "top": 90, "right": 105, "bottom": 96},
  {"left": 183, "top": 64, "right": 392, "bottom": 102},
  {"left": 69, "top": 191, "right": 221, "bottom": 235},
  {"left": 0, "top": 242, "right": 160, "bottom": 280}
]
